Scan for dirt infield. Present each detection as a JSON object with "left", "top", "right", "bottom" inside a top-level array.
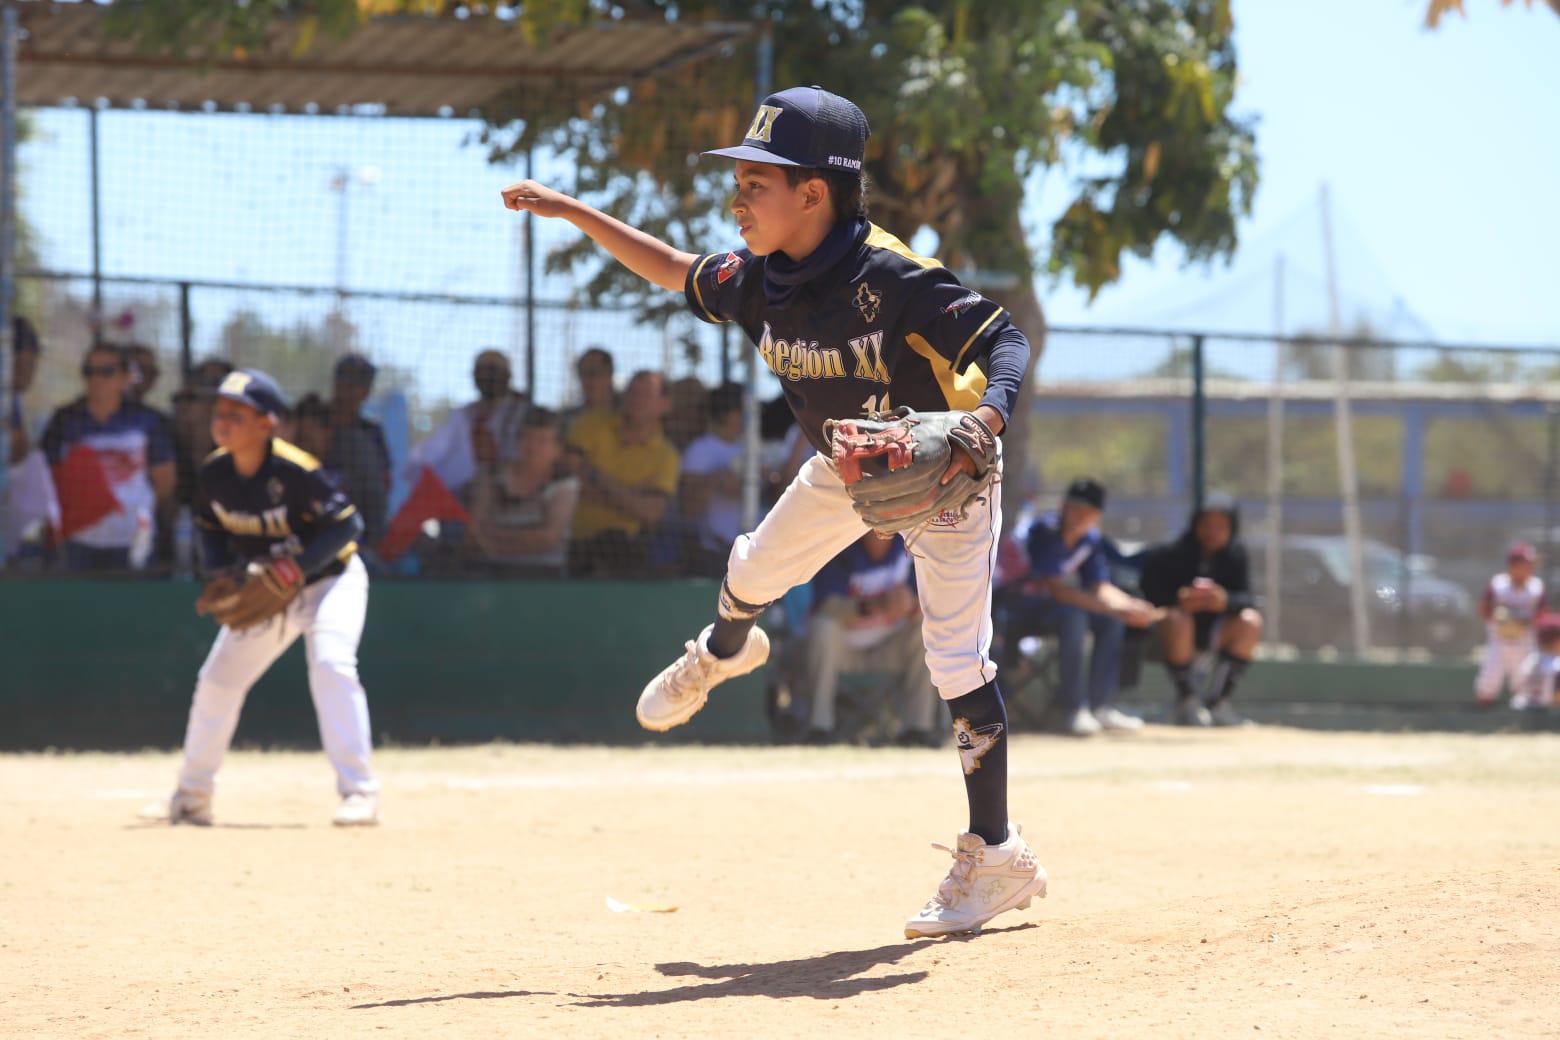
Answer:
[{"left": 2, "top": 727, "right": 1556, "bottom": 1039}]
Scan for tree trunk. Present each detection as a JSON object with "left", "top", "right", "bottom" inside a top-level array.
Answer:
[{"left": 986, "top": 213, "right": 1047, "bottom": 506}]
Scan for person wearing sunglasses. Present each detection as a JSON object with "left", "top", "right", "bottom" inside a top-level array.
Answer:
[{"left": 39, "top": 344, "right": 176, "bottom": 571}]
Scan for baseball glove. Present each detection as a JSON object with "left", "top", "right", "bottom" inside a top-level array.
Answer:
[
  {"left": 196, "top": 558, "right": 305, "bottom": 631},
  {"left": 825, "top": 407, "right": 998, "bottom": 533}
]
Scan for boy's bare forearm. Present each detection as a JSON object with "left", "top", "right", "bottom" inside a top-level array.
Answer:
[{"left": 563, "top": 201, "right": 697, "bottom": 292}]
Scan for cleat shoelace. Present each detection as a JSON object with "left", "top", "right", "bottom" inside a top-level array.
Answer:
[
  {"left": 928, "top": 842, "right": 978, "bottom": 908},
  {"left": 663, "top": 640, "right": 714, "bottom": 704}
]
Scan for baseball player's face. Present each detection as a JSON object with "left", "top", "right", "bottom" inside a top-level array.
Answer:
[
  {"left": 1510, "top": 559, "right": 1536, "bottom": 583},
  {"left": 211, "top": 398, "right": 273, "bottom": 453},
  {"left": 729, "top": 160, "right": 824, "bottom": 257}
]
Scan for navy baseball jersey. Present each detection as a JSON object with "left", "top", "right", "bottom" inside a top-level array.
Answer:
[
  {"left": 684, "top": 220, "right": 1021, "bottom": 453},
  {"left": 194, "top": 439, "right": 359, "bottom": 582}
]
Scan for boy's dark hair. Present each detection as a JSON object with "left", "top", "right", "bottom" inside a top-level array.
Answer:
[
  {"left": 522, "top": 405, "right": 561, "bottom": 431},
  {"left": 293, "top": 393, "right": 330, "bottom": 425},
  {"left": 784, "top": 166, "right": 868, "bottom": 224},
  {"left": 709, "top": 381, "right": 744, "bottom": 420},
  {"left": 13, "top": 316, "right": 39, "bottom": 354}
]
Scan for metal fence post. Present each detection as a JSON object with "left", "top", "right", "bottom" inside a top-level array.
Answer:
[
  {"left": 178, "top": 281, "right": 193, "bottom": 379},
  {"left": 740, "top": 22, "right": 773, "bottom": 531},
  {"left": 1191, "top": 333, "right": 1206, "bottom": 512},
  {"left": 0, "top": 1, "right": 17, "bottom": 560},
  {"left": 1546, "top": 405, "right": 1559, "bottom": 590}
]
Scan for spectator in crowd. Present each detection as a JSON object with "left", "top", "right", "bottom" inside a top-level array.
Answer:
[
  {"left": 328, "top": 354, "right": 391, "bottom": 545},
  {"left": 124, "top": 343, "right": 163, "bottom": 405},
  {"left": 292, "top": 391, "right": 388, "bottom": 550},
  {"left": 999, "top": 478, "right": 1160, "bottom": 737},
  {"left": 463, "top": 407, "right": 580, "bottom": 576},
  {"left": 171, "top": 359, "right": 234, "bottom": 509},
  {"left": 797, "top": 532, "right": 939, "bottom": 746},
  {"left": 40, "top": 344, "right": 175, "bottom": 571},
  {"left": 123, "top": 344, "right": 180, "bottom": 564},
  {"left": 568, "top": 369, "right": 678, "bottom": 577},
  {"left": 408, "top": 349, "right": 527, "bottom": 497},
  {"left": 664, "top": 376, "right": 711, "bottom": 453},
  {"left": 8, "top": 316, "right": 40, "bottom": 465},
  {"left": 1140, "top": 493, "right": 1263, "bottom": 727},
  {"left": 563, "top": 347, "right": 616, "bottom": 436},
  {"left": 679, "top": 382, "right": 745, "bottom": 577}
]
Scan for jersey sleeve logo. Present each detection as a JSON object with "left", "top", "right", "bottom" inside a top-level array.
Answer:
[
  {"left": 852, "top": 281, "right": 882, "bottom": 324},
  {"left": 716, "top": 251, "right": 745, "bottom": 285},
  {"left": 942, "top": 291, "right": 985, "bottom": 316}
]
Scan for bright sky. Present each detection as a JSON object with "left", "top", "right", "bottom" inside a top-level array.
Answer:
[{"left": 18, "top": 0, "right": 1560, "bottom": 402}]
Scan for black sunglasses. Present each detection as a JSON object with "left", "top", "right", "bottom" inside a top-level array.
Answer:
[{"left": 81, "top": 363, "right": 123, "bottom": 378}]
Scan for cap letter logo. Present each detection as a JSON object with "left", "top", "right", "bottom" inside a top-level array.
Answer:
[
  {"left": 219, "top": 371, "right": 253, "bottom": 396},
  {"left": 746, "top": 105, "right": 783, "bottom": 143}
]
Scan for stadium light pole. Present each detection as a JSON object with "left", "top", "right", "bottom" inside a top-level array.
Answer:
[{"left": 330, "top": 164, "right": 381, "bottom": 348}]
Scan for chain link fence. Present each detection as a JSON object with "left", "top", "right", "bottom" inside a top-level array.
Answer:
[{"left": 5, "top": 105, "right": 1555, "bottom": 663}]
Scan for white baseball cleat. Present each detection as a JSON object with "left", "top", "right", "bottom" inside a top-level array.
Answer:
[
  {"left": 1064, "top": 706, "right": 1102, "bottom": 737},
  {"left": 168, "top": 788, "right": 213, "bottom": 827},
  {"left": 636, "top": 624, "right": 770, "bottom": 732},
  {"left": 1093, "top": 706, "right": 1145, "bottom": 732},
  {"left": 333, "top": 793, "right": 380, "bottom": 827},
  {"left": 905, "top": 824, "right": 1047, "bottom": 939}
]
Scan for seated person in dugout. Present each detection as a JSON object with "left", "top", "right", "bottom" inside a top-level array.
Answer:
[
  {"left": 463, "top": 407, "right": 580, "bottom": 577},
  {"left": 1140, "top": 493, "right": 1263, "bottom": 728},
  {"left": 999, "top": 478, "right": 1159, "bottom": 737},
  {"left": 790, "top": 532, "right": 941, "bottom": 746},
  {"left": 566, "top": 369, "right": 679, "bottom": 577}
]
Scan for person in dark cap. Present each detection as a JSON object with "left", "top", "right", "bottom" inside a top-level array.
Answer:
[
  {"left": 326, "top": 353, "right": 390, "bottom": 547},
  {"left": 162, "top": 366, "right": 380, "bottom": 827},
  {"left": 1001, "top": 478, "right": 1162, "bottom": 737},
  {"left": 1140, "top": 492, "right": 1263, "bottom": 726}
]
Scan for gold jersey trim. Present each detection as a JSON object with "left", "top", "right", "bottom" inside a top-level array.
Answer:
[
  {"left": 270, "top": 438, "right": 322, "bottom": 472},
  {"left": 906, "top": 332, "right": 986, "bottom": 412}
]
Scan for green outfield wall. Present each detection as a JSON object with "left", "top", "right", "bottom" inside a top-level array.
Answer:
[{"left": 0, "top": 580, "right": 1547, "bottom": 751}]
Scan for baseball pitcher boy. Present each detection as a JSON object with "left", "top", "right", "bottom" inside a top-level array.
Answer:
[
  {"left": 1475, "top": 542, "right": 1545, "bottom": 708},
  {"left": 503, "top": 86, "right": 1042, "bottom": 937},
  {"left": 163, "top": 369, "right": 380, "bottom": 827}
]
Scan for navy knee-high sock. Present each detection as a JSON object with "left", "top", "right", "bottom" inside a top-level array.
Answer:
[
  {"left": 945, "top": 680, "right": 1009, "bottom": 846},
  {"left": 708, "top": 578, "right": 768, "bottom": 658}
]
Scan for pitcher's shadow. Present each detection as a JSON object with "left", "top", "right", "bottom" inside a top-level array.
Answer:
[{"left": 568, "top": 923, "right": 1039, "bottom": 1007}]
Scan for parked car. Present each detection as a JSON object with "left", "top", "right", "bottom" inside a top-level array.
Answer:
[{"left": 1245, "top": 535, "right": 1478, "bottom": 654}]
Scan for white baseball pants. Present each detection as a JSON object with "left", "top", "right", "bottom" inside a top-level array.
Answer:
[
  {"left": 727, "top": 452, "right": 1002, "bottom": 699},
  {"left": 1474, "top": 637, "right": 1533, "bottom": 703},
  {"left": 177, "top": 554, "right": 378, "bottom": 798}
]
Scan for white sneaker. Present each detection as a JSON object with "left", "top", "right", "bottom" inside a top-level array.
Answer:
[
  {"left": 333, "top": 793, "right": 380, "bottom": 827},
  {"left": 636, "top": 624, "right": 770, "bottom": 732},
  {"left": 1510, "top": 693, "right": 1533, "bottom": 711},
  {"left": 1174, "top": 699, "right": 1212, "bottom": 727},
  {"left": 169, "top": 788, "right": 213, "bottom": 826},
  {"left": 1208, "top": 700, "right": 1248, "bottom": 727},
  {"left": 1093, "top": 706, "right": 1144, "bottom": 732},
  {"left": 905, "top": 825, "right": 1047, "bottom": 939},
  {"left": 1064, "top": 707, "right": 1102, "bottom": 737}
]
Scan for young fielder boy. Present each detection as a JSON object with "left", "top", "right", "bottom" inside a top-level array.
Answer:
[
  {"left": 1477, "top": 542, "right": 1546, "bottom": 708},
  {"left": 504, "top": 86, "right": 1042, "bottom": 937},
  {"left": 164, "top": 369, "right": 379, "bottom": 827}
]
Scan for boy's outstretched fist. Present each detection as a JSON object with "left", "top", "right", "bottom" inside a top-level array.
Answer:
[{"left": 501, "top": 180, "right": 574, "bottom": 217}]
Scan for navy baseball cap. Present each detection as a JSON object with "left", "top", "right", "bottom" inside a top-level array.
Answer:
[
  {"left": 704, "top": 86, "right": 869, "bottom": 171},
  {"left": 1064, "top": 477, "right": 1107, "bottom": 511},
  {"left": 334, "top": 352, "right": 377, "bottom": 381},
  {"left": 217, "top": 368, "right": 290, "bottom": 419}
]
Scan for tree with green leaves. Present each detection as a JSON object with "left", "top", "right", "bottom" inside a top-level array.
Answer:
[{"left": 110, "top": 1, "right": 1257, "bottom": 487}]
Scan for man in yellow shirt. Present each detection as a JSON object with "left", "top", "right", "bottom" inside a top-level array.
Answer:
[{"left": 568, "top": 369, "right": 680, "bottom": 576}]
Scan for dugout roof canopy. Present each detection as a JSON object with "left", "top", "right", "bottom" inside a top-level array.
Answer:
[{"left": 13, "top": 2, "right": 752, "bottom": 117}]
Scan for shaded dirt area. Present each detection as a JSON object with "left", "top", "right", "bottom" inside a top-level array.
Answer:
[{"left": 2, "top": 728, "right": 1557, "bottom": 1038}]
